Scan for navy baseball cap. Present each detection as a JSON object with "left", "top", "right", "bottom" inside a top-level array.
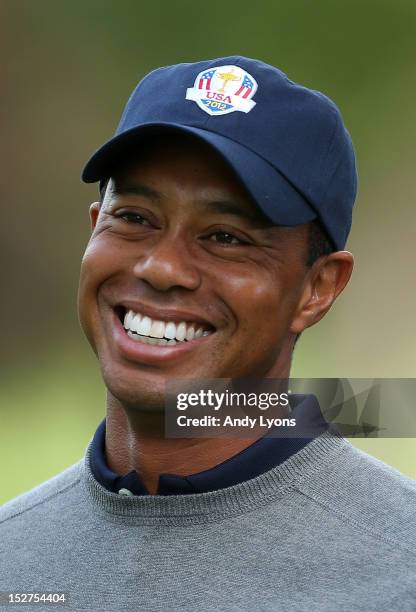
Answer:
[{"left": 82, "top": 55, "right": 357, "bottom": 250}]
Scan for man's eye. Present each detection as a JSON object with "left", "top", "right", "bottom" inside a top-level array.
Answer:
[
  {"left": 114, "top": 211, "right": 150, "bottom": 225},
  {"left": 208, "top": 232, "right": 245, "bottom": 245}
]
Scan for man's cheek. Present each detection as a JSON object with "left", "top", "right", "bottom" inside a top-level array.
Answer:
[
  {"left": 77, "top": 297, "right": 98, "bottom": 354},
  {"left": 78, "top": 256, "right": 106, "bottom": 339},
  {"left": 240, "top": 282, "right": 282, "bottom": 320},
  {"left": 80, "top": 242, "right": 116, "bottom": 285},
  {"left": 82, "top": 237, "right": 111, "bottom": 265}
]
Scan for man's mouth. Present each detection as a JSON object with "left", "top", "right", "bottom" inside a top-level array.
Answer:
[{"left": 114, "top": 306, "right": 215, "bottom": 347}]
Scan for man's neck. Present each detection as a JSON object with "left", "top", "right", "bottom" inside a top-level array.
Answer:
[{"left": 105, "top": 399, "right": 269, "bottom": 495}]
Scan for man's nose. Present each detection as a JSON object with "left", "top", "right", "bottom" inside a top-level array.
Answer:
[{"left": 132, "top": 234, "right": 201, "bottom": 292}]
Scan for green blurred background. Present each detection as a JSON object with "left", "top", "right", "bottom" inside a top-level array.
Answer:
[{"left": 1, "top": 0, "right": 415, "bottom": 505}]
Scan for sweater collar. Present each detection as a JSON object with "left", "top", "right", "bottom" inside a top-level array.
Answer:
[{"left": 82, "top": 432, "right": 347, "bottom": 525}]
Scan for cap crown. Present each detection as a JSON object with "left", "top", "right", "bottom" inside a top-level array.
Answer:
[{"left": 85, "top": 56, "right": 358, "bottom": 249}]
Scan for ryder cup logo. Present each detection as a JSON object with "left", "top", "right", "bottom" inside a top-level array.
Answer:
[{"left": 186, "top": 65, "right": 258, "bottom": 116}]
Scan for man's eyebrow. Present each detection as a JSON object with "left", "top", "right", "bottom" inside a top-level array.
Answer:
[
  {"left": 111, "top": 183, "right": 163, "bottom": 201},
  {"left": 206, "top": 200, "right": 271, "bottom": 225}
]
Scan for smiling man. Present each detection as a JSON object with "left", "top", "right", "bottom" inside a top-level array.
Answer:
[{"left": 1, "top": 56, "right": 415, "bottom": 611}]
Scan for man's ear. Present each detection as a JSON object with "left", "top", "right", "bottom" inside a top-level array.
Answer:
[
  {"left": 290, "top": 251, "right": 354, "bottom": 334},
  {"left": 89, "top": 201, "right": 101, "bottom": 232}
]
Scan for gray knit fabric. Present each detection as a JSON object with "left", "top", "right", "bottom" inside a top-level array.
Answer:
[{"left": 1, "top": 431, "right": 415, "bottom": 611}]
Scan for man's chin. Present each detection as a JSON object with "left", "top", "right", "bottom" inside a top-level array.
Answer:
[
  {"left": 106, "top": 383, "right": 166, "bottom": 413},
  {"left": 100, "top": 364, "right": 167, "bottom": 412}
]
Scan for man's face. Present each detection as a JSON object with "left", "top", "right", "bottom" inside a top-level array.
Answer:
[{"left": 78, "top": 133, "right": 311, "bottom": 409}]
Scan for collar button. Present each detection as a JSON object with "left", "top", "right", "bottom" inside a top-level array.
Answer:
[{"left": 118, "top": 487, "right": 134, "bottom": 496}]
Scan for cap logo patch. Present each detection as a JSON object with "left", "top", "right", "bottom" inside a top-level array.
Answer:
[{"left": 186, "top": 65, "right": 257, "bottom": 116}]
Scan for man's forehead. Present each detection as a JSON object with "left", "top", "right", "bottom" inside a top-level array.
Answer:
[{"left": 104, "top": 174, "right": 272, "bottom": 227}]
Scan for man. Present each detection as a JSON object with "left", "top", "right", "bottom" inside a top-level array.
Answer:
[{"left": 1, "top": 56, "right": 415, "bottom": 611}]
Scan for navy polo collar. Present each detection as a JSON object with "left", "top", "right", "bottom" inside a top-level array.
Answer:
[{"left": 90, "top": 394, "right": 328, "bottom": 496}]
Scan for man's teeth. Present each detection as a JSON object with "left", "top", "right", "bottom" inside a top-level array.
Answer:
[
  {"left": 122, "top": 309, "right": 211, "bottom": 344},
  {"left": 126, "top": 333, "right": 174, "bottom": 346}
]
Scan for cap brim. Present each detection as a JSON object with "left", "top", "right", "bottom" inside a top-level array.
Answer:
[{"left": 81, "top": 122, "right": 317, "bottom": 226}]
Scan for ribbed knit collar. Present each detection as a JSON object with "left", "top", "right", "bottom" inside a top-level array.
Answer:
[{"left": 81, "top": 429, "right": 348, "bottom": 525}]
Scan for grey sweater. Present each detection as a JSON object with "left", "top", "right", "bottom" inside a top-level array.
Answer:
[{"left": 1, "top": 431, "right": 415, "bottom": 612}]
